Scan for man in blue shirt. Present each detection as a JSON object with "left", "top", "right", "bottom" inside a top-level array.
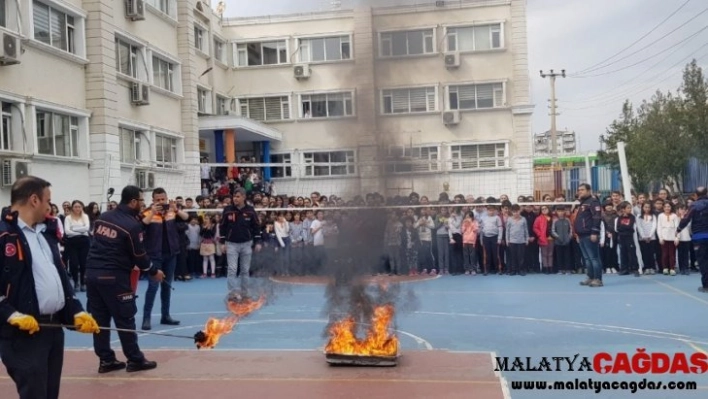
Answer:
[
  {"left": 0, "top": 176, "right": 99, "bottom": 399},
  {"left": 678, "top": 187, "right": 708, "bottom": 292}
]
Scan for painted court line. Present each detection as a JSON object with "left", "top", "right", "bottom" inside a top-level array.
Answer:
[
  {"left": 0, "top": 375, "right": 503, "bottom": 384},
  {"left": 417, "top": 311, "right": 690, "bottom": 338},
  {"left": 647, "top": 277, "right": 708, "bottom": 307}
]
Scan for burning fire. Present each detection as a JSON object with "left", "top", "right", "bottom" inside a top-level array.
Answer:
[
  {"left": 196, "top": 296, "right": 266, "bottom": 350},
  {"left": 325, "top": 304, "right": 399, "bottom": 357}
]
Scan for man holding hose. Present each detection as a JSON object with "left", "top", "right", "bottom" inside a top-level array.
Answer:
[{"left": 0, "top": 176, "right": 100, "bottom": 399}]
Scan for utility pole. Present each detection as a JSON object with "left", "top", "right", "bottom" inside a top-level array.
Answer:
[{"left": 539, "top": 69, "right": 565, "bottom": 168}]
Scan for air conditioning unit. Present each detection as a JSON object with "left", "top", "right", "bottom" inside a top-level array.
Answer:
[
  {"left": 223, "top": 110, "right": 236, "bottom": 116},
  {"left": 125, "top": 0, "right": 146, "bottom": 21},
  {"left": 0, "top": 33, "right": 21, "bottom": 66},
  {"left": 294, "top": 64, "right": 311, "bottom": 79},
  {"left": 135, "top": 170, "right": 155, "bottom": 190},
  {"left": 442, "top": 110, "right": 460, "bottom": 125},
  {"left": 1, "top": 159, "right": 31, "bottom": 187},
  {"left": 444, "top": 52, "right": 460, "bottom": 69},
  {"left": 131, "top": 82, "right": 150, "bottom": 106}
]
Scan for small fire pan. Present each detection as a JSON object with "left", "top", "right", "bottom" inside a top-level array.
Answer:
[{"left": 325, "top": 352, "right": 399, "bottom": 367}]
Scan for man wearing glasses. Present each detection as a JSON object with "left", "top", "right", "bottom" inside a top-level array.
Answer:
[{"left": 85, "top": 185, "right": 165, "bottom": 374}]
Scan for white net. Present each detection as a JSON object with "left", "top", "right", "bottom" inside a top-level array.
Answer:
[{"left": 127, "top": 157, "right": 536, "bottom": 202}]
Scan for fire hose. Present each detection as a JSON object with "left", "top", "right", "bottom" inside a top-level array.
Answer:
[{"left": 38, "top": 323, "right": 207, "bottom": 345}]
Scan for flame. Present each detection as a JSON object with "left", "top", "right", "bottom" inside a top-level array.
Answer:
[
  {"left": 324, "top": 304, "right": 399, "bottom": 357},
  {"left": 196, "top": 316, "right": 237, "bottom": 349},
  {"left": 196, "top": 296, "right": 266, "bottom": 349},
  {"left": 227, "top": 295, "right": 266, "bottom": 317}
]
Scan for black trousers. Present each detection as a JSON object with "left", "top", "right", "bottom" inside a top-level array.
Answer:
[
  {"left": 86, "top": 269, "right": 146, "bottom": 364},
  {"left": 65, "top": 235, "right": 90, "bottom": 285},
  {"left": 555, "top": 243, "right": 572, "bottom": 271},
  {"left": 482, "top": 236, "right": 499, "bottom": 273},
  {"left": 639, "top": 240, "right": 656, "bottom": 270},
  {"left": 0, "top": 325, "right": 64, "bottom": 399},
  {"left": 697, "top": 241, "right": 708, "bottom": 288},
  {"left": 525, "top": 240, "right": 540, "bottom": 273},
  {"left": 618, "top": 235, "right": 639, "bottom": 273},
  {"left": 507, "top": 243, "right": 525, "bottom": 273}
]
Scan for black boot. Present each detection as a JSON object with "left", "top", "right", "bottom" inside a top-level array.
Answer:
[
  {"left": 126, "top": 359, "right": 157, "bottom": 372},
  {"left": 160, "top": 317, "right": 180, "bottom": 326},
  {"left": 142, "top": 318, "right": 151, "bottom": 331},
  {"left": 98, "top": 359, "right": 126, "bottom": 374}
]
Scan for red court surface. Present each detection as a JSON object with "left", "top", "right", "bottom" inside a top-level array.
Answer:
[{"left": 0, "top": 350, "right": 507, "bottom": 399}]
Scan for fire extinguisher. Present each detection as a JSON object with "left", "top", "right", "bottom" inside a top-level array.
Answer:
[{"left": 130, "top": 266, "right": 140, "bottom": 293}]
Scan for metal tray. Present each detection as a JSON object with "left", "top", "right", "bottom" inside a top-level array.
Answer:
[{"left": 324, "top": 352, "right": 399, "bottom": 367}]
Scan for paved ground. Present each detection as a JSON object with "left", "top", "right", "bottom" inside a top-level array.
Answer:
[{"left": 2, "top": 272, "right": 708, "bottom": 398}]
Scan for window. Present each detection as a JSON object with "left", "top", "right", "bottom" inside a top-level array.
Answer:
[
  {"left": 299, "top": 36, "right": 350, "bottom": 62},
  {"left": 119, "top": 127, "right": 144, "bottom": 163},
  {"left": 450, "top": 142, "right": 508, "bottom": 170},
  {"left": 1, "top": 102, "right": 12, "bottom": 151},
  {"left": 194, "top": 24, "right": 206, "bottom": 53},
  {"left": 216, "top": 96, "right": 230, "bottom": 115},
  {"left": 147, "top": 0, "right": 174, "bottom": 18},
  {"left": 152, "top": 56, "right": 174, "bottom": 92},
  {"left": 303, "top": 150, "right": 356, "bottom": 177},
  {"left": 386, "top": 146, "right": 439, "bottom": 173},
  {"left": 236, "top": 41, "right": 287, "bottom": 67},
  {"left": 447, "top": 24, "right": 502, "bottom": 52},
  {"left": 269, "top": 153, "right": 292, "bottom": 178},
  {"left": 240, "top": 96, "right": 290, "bottom": 121},
  {"left": 33, "top": 1, "right": 76, "bottom": 54},
  {"left": 380, "top": 29, "right": 434, "bottom": 57},
  {"left": 115, "top": 38, "right": 146, "bottom": 79},
  {"left": 382, "top": 87, "right": 436, "bottom": 114},
  {"left": 301, "top": 92, "right": 353, "bottom": 118},
  {"left": 155, "top": 134, "right": 177, "bottom": 168},
  {"left": 198, "top": 88, "right": 208, "bottom": 113},
  {"left": 214, "top": 39, "right": 225, "bottom": 63},
  {"left": 0, "top": 0, "right": 6, "bottom": 28},
  {"left": 35, "top": 110, "right": 80, "bottom": 157},
  {"left": 448, "top": 83, "right": 504, "bottom": 110}
]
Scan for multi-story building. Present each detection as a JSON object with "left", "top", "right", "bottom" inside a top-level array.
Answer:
[
  {"left": 0, "top": 0, "right": 533, "bottom": 205},
  {"left": 533, "top": 129, "right": 577, "bottom": 156}
]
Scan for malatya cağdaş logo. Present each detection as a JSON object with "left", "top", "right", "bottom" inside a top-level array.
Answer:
[{"left": 494, "top": 349, "right": 708, "bottom": 374}]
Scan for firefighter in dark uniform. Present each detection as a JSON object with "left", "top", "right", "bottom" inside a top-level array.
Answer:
[
  {"left": 85, "top": 185, "right": 164, "bottom": 373},
  {"left": 678, "top": 186, "right": 708, "bottom": 292},
  {"left": 574, "top": 183, "right": 604, "bottom": 287},
  {"left": 0, "top": 176, "right": 100, "bottom": 399}
]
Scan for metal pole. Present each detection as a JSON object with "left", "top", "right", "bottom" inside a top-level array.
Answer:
[
  {"left": 617, "top": 141, "right": 632, "bottom": 201},
  {"left": 38, "top": 323, "right": 197, "bottom": 340},
  {"left": 540, "top": 69, "right": 566, "bottom": 169},
  {"left": 585, "top": 152, "right": 592, "bottom": 185}
]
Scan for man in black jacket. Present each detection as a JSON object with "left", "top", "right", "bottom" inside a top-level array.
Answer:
[
  {"left": 678, "top": 186, "right": 708, "bottom": 292},
  {"left": 86, "top": 185, "right": 165, "bottom": 373},
  {"left": 574, "top": 183, "right": 604, "bottom": 287},
  {"left": 220, "top": 188, "right": 261, "bottom": 299},
  {"left": 0, "top": 176, "right": 100, "bottom": 399}
]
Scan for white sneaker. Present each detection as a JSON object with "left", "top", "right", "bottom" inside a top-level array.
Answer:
[{"left": 611, "top": 268, "right": 618, "bottom": 274}]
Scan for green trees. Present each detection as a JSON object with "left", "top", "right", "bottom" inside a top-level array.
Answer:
[{"left": 598, "top": 60, "right": 708, "bottom": 194}]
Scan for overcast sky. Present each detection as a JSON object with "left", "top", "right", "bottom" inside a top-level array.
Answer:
[{"left": 221, "top": 0, "right": 708, "bottom": 153}]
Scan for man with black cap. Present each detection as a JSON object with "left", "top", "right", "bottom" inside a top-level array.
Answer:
[{"left": 678, "top": 186, "right": 708, "bottom": 292}]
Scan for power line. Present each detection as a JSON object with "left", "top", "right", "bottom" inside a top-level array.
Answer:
[
  {"left": 571, "top": 24, "right": 708, "bottom": 79},
  {"left": 561, "top": 47, "right": 708, "bottom": 112},
  {"left": 570, "top": 1, "right": 701, "bottom": 77},
  {"left": 563, "top": 30, "right": 706, "bottom": 104}
]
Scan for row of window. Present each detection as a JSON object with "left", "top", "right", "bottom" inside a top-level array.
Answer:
[
  {"left": 22, "top": 0, "right": 503, "bottom": 66},
  {"left": 268, "top": 143, "right": 509, "bottom": 178},
  {"left": 234, "top": 24, "right": 502, "bottom": 67},
  {"left": 213, "top": 83, "right": 504, "bottom": 121},
  {"left": 0, "top": 101, "right": 508, "bottom": 175},
  {"left": 0, "top": 100, "right": 181, "bottom": 166}
]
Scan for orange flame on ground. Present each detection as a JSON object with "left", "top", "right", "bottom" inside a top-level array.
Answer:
[
  {"left": 196, "top": 296, "right": 266, "bottom": 349},
  {"left": 324, "top": 304, "right": 399, "bottom": 357}
]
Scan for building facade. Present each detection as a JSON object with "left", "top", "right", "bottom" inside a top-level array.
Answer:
[
  {"left": 0, "top": 0, "right": 533, "bottom": 205},
  {"left": 533, "top": 129, "right": 577, "bottom": 156}
]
